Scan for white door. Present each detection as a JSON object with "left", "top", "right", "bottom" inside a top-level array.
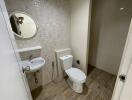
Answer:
[
  {"left": 0, "top": 0, "right": 32, "bottom": 100},
  {"left": 112, "top": 19, "right": 132, "bottom": 100}
]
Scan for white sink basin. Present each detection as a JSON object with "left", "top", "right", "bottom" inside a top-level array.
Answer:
[{"left": 22, "top": 57, "right": 45, "bottom": 72}]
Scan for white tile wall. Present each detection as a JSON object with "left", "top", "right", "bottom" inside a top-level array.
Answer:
[{"left": 5, "top": 0, "right": 71, "bottom": 90}]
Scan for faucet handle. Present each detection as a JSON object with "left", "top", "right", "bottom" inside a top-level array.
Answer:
[
  {"left": 23, "top": 66, "right": 30, "bottom": 73},
  {"left": 26, "top": 66, "right": 30, "bottom": 71}
]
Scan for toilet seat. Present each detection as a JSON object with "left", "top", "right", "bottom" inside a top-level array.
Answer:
[{"left": 65, "top": 68, "right": 86, "bottom": 83}]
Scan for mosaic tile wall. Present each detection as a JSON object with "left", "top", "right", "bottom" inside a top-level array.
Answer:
[{"left": 5, "top": 0, "right": 71, "bottom": 90}]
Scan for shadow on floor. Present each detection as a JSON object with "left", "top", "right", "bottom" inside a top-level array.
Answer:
[
  {"left": 31, "top": 86, "right": 43, "bottom": 100},
  {"left": 87, "top": 64, "right": 96, "bottom": 76}
]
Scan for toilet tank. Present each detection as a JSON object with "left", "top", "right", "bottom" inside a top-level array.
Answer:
[{"left": 60, "top": 55, "right": 73, "bottom": 70}]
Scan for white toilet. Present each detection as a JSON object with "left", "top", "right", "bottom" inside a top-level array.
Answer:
[{"left": 60, "top": 55, "right": 86, "bottom": 93}]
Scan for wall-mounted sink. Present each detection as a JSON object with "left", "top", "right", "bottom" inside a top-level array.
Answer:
[{"left": 22, "top": 57, "right": 45, "bottom": 72}]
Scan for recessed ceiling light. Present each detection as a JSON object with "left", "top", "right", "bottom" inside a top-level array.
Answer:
[{"left": 120, "top": 8, "right": 124, "bottom": 10}]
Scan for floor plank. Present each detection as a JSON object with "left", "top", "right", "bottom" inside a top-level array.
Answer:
[{"left": 32, "top": 67, "right": 116, "bottom": 100}]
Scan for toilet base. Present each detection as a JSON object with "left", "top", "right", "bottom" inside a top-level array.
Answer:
[{"left": 67, "top": 78, "right": 83, "bottom": 93}]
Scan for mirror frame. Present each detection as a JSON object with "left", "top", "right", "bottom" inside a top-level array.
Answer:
[{"left": 9, "top": 11, "right": 38, "bottom": 39}]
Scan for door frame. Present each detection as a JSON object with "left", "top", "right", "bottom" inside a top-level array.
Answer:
[
  {"left": 111, "top": 19, "right": 132, "bottom": 100},
  {"left": 0, "top": 0, "right": 32, "bottom": 100}
]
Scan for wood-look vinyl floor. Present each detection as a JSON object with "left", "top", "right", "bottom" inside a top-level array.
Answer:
[{"left": 32, "top": 67, "right": 116, "bottom": 100}]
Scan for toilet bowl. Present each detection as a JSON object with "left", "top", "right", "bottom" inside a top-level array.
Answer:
[{"left": 60, "top": 55, "right": 86, "bottom": 93}]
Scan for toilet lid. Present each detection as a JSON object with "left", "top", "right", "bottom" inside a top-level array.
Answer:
[{"left": 65, "top": 68, "right": 86, "bottom": 83}]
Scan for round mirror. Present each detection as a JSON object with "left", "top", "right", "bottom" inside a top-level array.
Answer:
[{"left": 10, "top": 12, "right": 37, "bottom": 39}]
